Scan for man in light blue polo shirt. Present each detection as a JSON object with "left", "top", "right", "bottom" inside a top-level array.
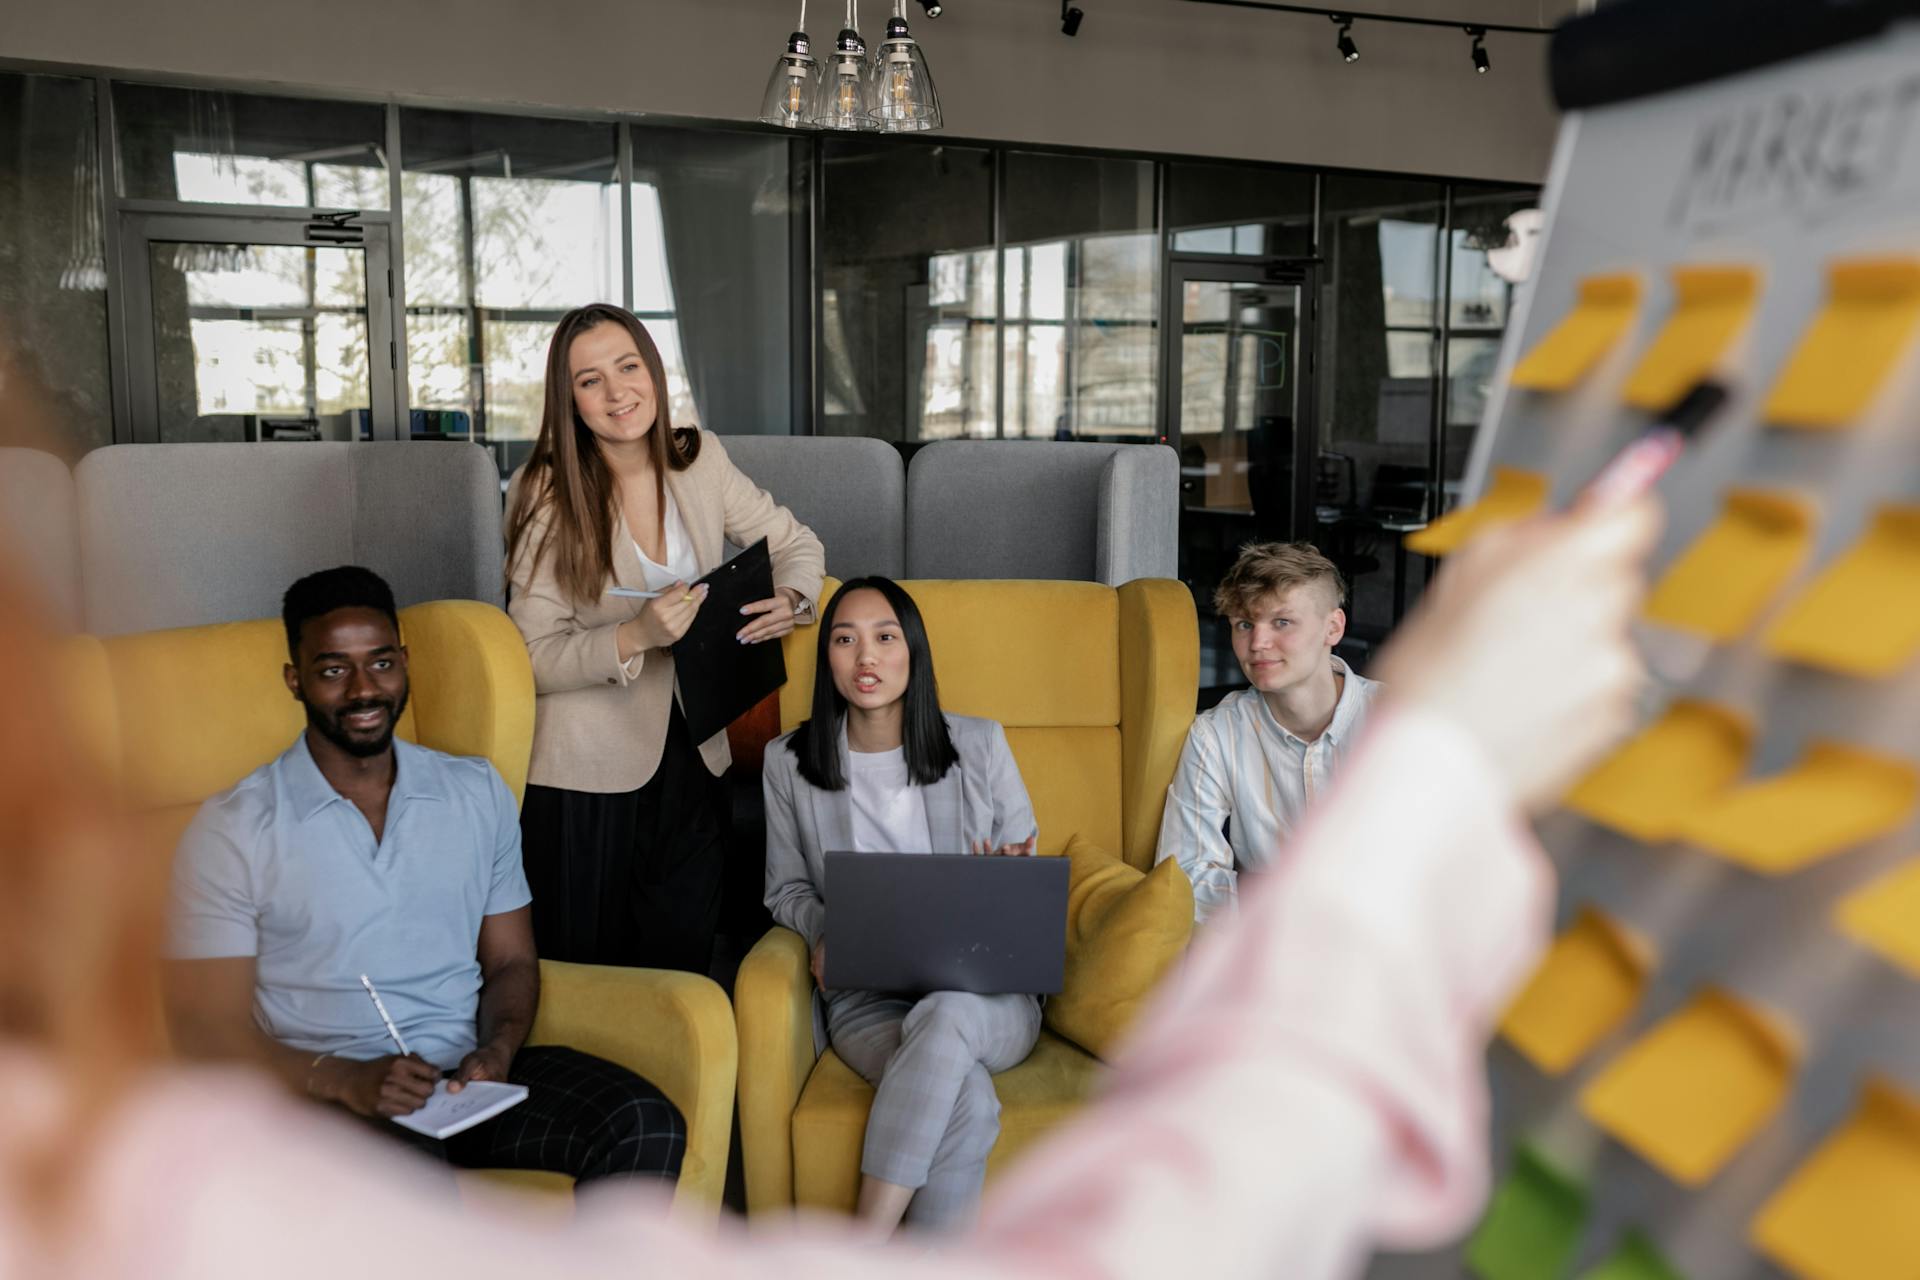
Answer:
[{"left": 163, "top": 565, "right": 684, "bottom": 1185}]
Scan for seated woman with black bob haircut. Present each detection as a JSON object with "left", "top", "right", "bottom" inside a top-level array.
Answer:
[{"left": 763, "top": 576, "right": 1040, "bottom": 1236}]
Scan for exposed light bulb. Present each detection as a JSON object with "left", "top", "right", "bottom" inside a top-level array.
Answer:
[
  {"left": 758, "top": 10, "right": 822, "bottom": 129},
  {"left": 867, "top": 8, "right": 941, "bottom": 131}
]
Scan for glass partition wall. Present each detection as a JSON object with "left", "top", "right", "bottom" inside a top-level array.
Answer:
[
  {"left": 0, "top": 72, "right": 113, "bottom": 453},
  {"left": 1, "top": 64, "right": 1535, "bottom": 665}
]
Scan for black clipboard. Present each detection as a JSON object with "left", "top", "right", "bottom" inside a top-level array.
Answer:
[{"left": 671, "top": 537, "right": 788, "bottom": 743}]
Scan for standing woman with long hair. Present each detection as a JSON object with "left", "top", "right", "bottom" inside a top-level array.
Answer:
[
  {"left": 763, "top": 577, "right": 1043, "bottom": 1236},
  {"left": 505, "top": 303, "right": 823, "bottom": 974}
]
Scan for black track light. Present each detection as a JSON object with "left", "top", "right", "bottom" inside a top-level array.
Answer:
[
  {"left": 915, "top": 0, "right": 941, "bottom": 16},
  {"left": 1466, "top": 25, "right": 1489, "bottom": 73},
  {"left": 1061, "top": 0, "right": 1083, "bottom": 35},
  {"left": 1331, "top": 13, "right": 1357, "bottom": 63}
]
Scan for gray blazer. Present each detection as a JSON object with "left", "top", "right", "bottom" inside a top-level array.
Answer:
[{"left": 762, "top": 713, "right": 1038, "bottom": 950}]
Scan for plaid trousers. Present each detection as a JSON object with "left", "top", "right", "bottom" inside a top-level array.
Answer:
[
  {"left": 827, "top": 988, "right": 1042, "bottom": 1231},
  {"left": 371, "top": 1044, "right": 686, "bottom": 1187}
]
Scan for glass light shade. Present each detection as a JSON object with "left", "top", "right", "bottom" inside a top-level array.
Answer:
[
  {"left": 759, "top": 34, "right": 822, "bottom": 128},
  {"left": 808, "top": 33, "right": 876, "bottom": 131},
  {"left": 866, "top": 18, "right": 941, "bottom": 132}
]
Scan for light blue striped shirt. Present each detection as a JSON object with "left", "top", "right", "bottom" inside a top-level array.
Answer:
[{"left": 1155, "top": 657, "right": 1383, "bottom": 924}]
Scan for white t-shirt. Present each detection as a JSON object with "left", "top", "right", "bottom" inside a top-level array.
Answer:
[
  {"left": 632, "top": 489, "right": 699, "bottom": 591},
  {"left": 847, "top": 747, "right": 934, "bottom": 855}
]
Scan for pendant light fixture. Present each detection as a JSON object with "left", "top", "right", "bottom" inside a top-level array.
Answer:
[
  {"left": 867, "top": 1, "right": 942, "bottom": 132},
  {"left": 758, "top": 1, "right": 823, "bottom": 128},
  {"left": 807, "top": 1, "right": 877, "bottom": 130}
]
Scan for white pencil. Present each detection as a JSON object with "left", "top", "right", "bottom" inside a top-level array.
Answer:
[{"left": 358, "top": 973, "right": 411, "bottom": 1056}]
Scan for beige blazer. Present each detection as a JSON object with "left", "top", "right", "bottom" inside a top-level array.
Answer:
[{"left": 506, "top": 431, "right": 826, "bottom": 794}]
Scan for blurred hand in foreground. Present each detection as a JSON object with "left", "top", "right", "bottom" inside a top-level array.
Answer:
[{"left": 1374, "top": 496, "right": 1660, "bottom": 813}]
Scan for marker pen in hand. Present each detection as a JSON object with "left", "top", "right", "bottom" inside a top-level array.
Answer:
[
  {"left": 1577, "top": 382, "right": 1729, "bottom": 512},
  {"left": 1576, "top": 382, "right": 1732, "bottom": 688}
]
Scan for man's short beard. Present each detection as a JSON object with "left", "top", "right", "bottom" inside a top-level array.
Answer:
[{"left": 308, "top": 688, "right": 409, "bottom": 759}]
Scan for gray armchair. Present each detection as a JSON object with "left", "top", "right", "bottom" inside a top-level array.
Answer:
[
  {"left": 905, "top": 441, "right": 1179, "bottom": 586},
  {"left": 74, "top": 442, "right": 505, "bottom": 635},
  {"left": 716, "top": 434, "right": 906, "bottom": 581}
]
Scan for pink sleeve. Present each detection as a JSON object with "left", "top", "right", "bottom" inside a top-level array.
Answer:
[
  {"left": 79, "top": 710, "right": 1549, "bottom": 1280},
  {"left": 973, "top": 707, "right": 1553, "bottom": 1272}
]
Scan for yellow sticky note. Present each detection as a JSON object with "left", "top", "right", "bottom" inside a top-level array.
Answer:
[
  {"left": 1501, "top": 908, "right": 1653, "bottom": 1076},
  {"left": 1751, "top": 1077, "right": 1920, "bottom": 1280},
  {"left": 1679, "top": 741, "right": 1919, "bottom": 875},
  {"left": 1580, "top": 987, "right": 1796, "bottom": 1186},
  {"left": 1764, "top": 257, "right": 1920, "bottom": 429},
  {"left": 1623, "top": 265, "right": 1762, "bottom": 412},
  {"left": 1565, "top": 700, "right": 1752, "bottom": 842},
  {"left": 1404, "top": 467, "right": 1548, "bottom": 557},
  {"left": 1643, "top": 489, "right": 1817, "bottom": 642},
  {"left": 1765, "top": 505, "right": 1920, "bottom": 678},
  {"left": 1512, "top": 272, "right": 1643, "bottom": 391},
  {"left": 1835, "top": 857, "right": 1920, "bottom": 979}
]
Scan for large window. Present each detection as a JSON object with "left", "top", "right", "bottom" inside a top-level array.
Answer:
[
  {"left": 85, "top": 91, "right": 795, "bottom": 470},
  {"left": 819, "top": 140, "right": 996, "bottom": 441},
  {"left": 115, "top": 85, "right": 393, "bottom": 443},
  {"left": 632, "top": 127, "right": 798, "bottom": 439},
  {"left": 1167, "top": 161, "right": 1314, "bottom": 258},
  {"left": 818, "top": 145, "right": 1159, "bottom": 444},
  {"left": 116, "top": 84, "right": 390, "bottom": 210},
  {"left": 398, "top": 113, "right": 798, "bottom": 479},
  {"left": 1446, "top": 185, "right": 1536, "bottom": 466},
  {"left": 401, "top": 110, "right": 622, "bottom": 476},
  {"left": 1002, "top": 152, "right": 1157, "bottom": 441}
]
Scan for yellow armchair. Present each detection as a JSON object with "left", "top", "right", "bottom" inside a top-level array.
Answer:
[
  {"left": 475, "top": 958, "right": 738, "bottom": 1216},
  {"left": 91, "top": 600, "right": 734, "bottom": 1217},
  {"left": 737, "top": 577, "right": 1197, "bottom": 1215}
]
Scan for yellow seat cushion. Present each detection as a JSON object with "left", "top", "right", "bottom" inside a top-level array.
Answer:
[
  {"left": 791, "top": 1029, "right": 1101, "bottom": 1214},
  {"left": 1044, "top": 835, "right": 1193, "bottom": 1059}
]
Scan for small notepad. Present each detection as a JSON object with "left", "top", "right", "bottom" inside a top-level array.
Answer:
[{"left": 392, "top": 1080, "right": 529, "bottom": 1140}]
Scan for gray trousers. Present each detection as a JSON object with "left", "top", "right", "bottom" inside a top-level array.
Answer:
[{"left": 826, "top": 987, "right": 1042, "bottom": 1231}]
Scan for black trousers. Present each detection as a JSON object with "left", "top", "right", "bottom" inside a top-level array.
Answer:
[
  {"left": 520, "top": 706, "right": 727, "bottom": 973},
  {"left": 376, "top": 1045, "right": 685, "bottom": 1185}
]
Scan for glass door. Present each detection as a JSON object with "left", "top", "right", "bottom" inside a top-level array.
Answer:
[
  {"left": 120, "top": 211, "right": 396, "bottom": 442},
  {"left": 1164, "top": 258, "right": 1317, "bottom": 694}
]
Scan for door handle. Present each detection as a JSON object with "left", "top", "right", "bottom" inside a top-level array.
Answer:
[{"left": 305, "top": 210, "right": 364, "bottom": 245}]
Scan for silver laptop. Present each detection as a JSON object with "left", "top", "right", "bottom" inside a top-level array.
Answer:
[{"left": 823, "top": 852, "right": 1069, "bottom": 995}]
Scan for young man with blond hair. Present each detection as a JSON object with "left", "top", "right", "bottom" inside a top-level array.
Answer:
[{"left": 1156, "top": 541, "right": 1383, "bottom": 924}]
